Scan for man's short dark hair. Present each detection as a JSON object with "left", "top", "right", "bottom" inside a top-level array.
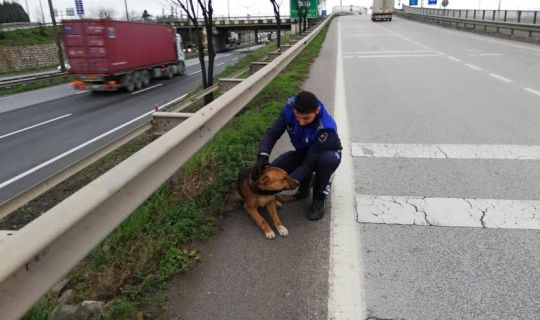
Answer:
[{"left": 294, "top": 91, "right": 319, "bottom": 114}]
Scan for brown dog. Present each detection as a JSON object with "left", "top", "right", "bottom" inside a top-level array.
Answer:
[{"left": 237, "top": 166, "right": 298, "bottom": 239}]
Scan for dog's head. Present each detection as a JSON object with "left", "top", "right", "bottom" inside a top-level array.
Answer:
[{"left": 255, "top": 167, "right": 298, "bottom": 192}]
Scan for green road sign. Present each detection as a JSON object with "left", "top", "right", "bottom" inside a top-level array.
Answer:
[{"left": 290, "top": 0, "right": 319, "bottom": 18}]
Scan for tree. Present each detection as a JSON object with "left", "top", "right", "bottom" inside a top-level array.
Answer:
[
  {"left": 269, "top": 0, "right": 282, "bottom": 49},
  {"left": 142, "top": 10, "right": 152, "bottom": 20},
  {"left": 0, "top": 1, "right": 30, "bottom": 23},
  {"left": 47, "top": 0, "right": 67, "bottom": 72},
  {"left": 173, "top": 0, "right": 216, "bottom": 105},
  {"left": 92, "top": 7, "right": 117, "bottom": 19}
]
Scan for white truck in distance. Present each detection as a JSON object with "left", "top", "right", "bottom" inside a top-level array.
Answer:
[{"left": 371, "top": 0, "right": 394, "bottom": 21}]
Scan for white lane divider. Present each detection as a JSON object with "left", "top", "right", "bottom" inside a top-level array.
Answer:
[
  {"left": 0, "top": 94, "right": 186, "bottom": 190},
  {"left": 188, "top": 70, "right": 202, "bottom": 76},
  {"left": 489, "top": 73, "right": 512, "bottom": 83},
  {"left": 74, "top": 90, "right": 90, "bottom": 95},
  {"left": 328, "top": 18, "right": 366, "bottom": 320},
  {"left": 131, "top": 84, "right": 163, "bottom": 95},
  {"left": 465, "top": 63, "right": 482, "bottom": 70},
  {"left": 357, "top": 195, "right": 540, "bottom": 230},
  {"left": 524, "top": 87, "right": 540, "bottom": 97},
  {"left": 215, "top": 62, "right": 225, "bottom": 67},
  {"left": 351, "top": 143, "right": 540, "bottom": 160},
  {"left": 447, "top": 56, "right": 461, "bottom": 62},
  {"left": 0, "top": 113, "right": 72, "bottom": 140},
  {"left": 352, "top": 53, "right": 441, "bottom": 59}
]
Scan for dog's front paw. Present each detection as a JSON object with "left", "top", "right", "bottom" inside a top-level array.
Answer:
[
  {"left": 265, "top": 230, "right": 276, "bottom": 239},
  {"left": 276, "top": 225, "right": 288, "bottom": 237}
]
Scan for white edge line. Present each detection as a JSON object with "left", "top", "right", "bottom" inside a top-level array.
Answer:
[
  {"left": 447, "top": 56, "right": 461, "bottom": 62},
  {"left": 354, "top": 54, "right": 441, "bottom": 59},
  {"left": 0, "top": 94, "right": 183, "bottom": 190},
  {"left": 187, "top": 70, "right": 202, "bottom": 76},
  {"left": 131, "top": 83, "right": 163, "bottom": 95},
  {"left": 465, "top": 63, "right": 482, "bottom": 71},
  {"left": 489, "top": 73, "right": 512, "bottom": 83},
  {"left": 0, "top": 114, "right": 72, "bottom": 140},
  {"left": 328, "top": 18, "right": 365, "bottom": 320},
  {"left": 524, "top": 88, "right": 540, "bottom": 97}
]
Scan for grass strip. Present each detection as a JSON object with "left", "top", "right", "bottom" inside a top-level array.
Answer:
[{"left": 21, "top": 22, "right": 331, "bottom": 320}]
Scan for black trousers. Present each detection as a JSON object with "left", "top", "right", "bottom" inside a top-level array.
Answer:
[{"left": 271, "top": 149, "right": 341, "bottom": 200}]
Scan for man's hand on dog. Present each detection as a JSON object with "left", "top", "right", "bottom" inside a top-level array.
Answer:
[{"left": 254, "top": 153, "right": 270, "bottom": 179}]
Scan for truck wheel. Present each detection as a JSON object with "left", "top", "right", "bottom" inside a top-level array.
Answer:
[
  {"left": 122, "top": 73, "right": 135, "bottom": 92},
  {"left": 133, "top": 71, "right": 143, "bottom": 90},
  {"left": 177, "top": 61, "right": 185, "bottom": 75},
  {"left": 141, "top": 70, "right": 150, "bottom": 87},
  {"left": 165, "top": 67, "right": 174, "bottom": 79}
]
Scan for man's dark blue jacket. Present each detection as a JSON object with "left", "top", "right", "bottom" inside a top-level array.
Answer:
[{"left": 258, "top": 96, "right": 342, "bottom": 181}]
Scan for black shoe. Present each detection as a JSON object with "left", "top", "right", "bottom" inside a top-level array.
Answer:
[
  {"left": 308, "top": 199, "right": 325, "bottom": 220},
  {"left": 295, "top": 174, "right": 314, "bottom": 200}
]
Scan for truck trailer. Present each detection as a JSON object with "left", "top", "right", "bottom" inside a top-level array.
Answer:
[
  {"left": 62, "top": 19, "right": 185, "bottom": 92},
  {"left": 371, "top": 0, "right": 394, "bottom": 21}
]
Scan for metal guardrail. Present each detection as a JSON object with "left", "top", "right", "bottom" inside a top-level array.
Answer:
[
  {"left": 0, "top": 16, "right": 330, "bottom": 319},
  {"left": 399, "top": 6, "right": 540, "bottom": 39},
  {"left": 0, "top": 71, "right": 68, "bottom": 89}
]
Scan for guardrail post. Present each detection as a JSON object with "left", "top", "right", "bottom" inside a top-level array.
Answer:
[
  {"left": 266, "top": 51, "right": 282, "bottom": 62},
  {"left": 151, "top": 112, "right": 193, "bottom": 136},
  {"left": 492, "top": 10, "right": 496, "bottom": 21},
  {"left": 482, "top": 10, "right": 485, "bottom": 20},
  {"left": 249, "top": 62, "right": 269, "bottom": 74},
  {"left": 473, "top": 10, "right": 476, "bottom": 19},
  {"left": 517, "top": 11, "right": 522, "bottom": 23},
  {"left": 218, "top": 78, "right": 243, "bottom": 92},
  {"left": 504, "top": 10, "right": 507, "bottom": 22},
  {"left": 534, "top": 11, "right": 538, "bottom": 24}
]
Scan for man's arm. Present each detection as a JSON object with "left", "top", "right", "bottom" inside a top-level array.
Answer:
[
  {"left": 289, "top": 129, "right": 342, "bottom": 182},
  {"left": 259, "top": 111, "right": 287, "bottom": 156}
]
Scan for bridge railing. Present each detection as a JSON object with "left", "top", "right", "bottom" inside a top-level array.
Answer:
[
  {"left": 399, "top": 6, "right": 540, "bottom": 39},
  {"left": 403, "top": 6, "right": 539, "bottom": 24}
]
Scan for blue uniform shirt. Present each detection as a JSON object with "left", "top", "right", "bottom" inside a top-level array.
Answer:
[{"left": 259, "top": 96, "right": 342, "bottom": 155}]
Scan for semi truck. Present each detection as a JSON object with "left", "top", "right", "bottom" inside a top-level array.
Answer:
[
  {"left": 371, "top": 0, "right": 394, "bottom": 21},
  {"left": 62, "top": 19, "right": 186, "bottom": 92}
]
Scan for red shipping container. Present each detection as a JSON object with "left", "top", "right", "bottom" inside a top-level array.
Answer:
[{"left": 63, "top": 20, "right": 177, "bottom": 75}]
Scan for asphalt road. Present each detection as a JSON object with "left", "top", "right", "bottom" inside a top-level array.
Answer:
[
  {"left": 0, "top": 47, "right": 260, "bottom": 204},
  {"left": 163, "top": 15, "right": 540, "bottom": 320}
]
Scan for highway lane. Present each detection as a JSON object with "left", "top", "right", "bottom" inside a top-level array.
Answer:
[
  {"left": 335, "top": 14, "right": 540, "bottom": 319},
  {"left": 0, "top": 48, "right": 256, "bottom": 204}
]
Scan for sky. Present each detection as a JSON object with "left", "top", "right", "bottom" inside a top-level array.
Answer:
[{"left": 13, "top": 0, "right": 540, "bottom": 23}]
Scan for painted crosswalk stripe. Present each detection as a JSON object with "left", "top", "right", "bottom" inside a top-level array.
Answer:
[
  {"left": 357, "top": 195, "right": 540, "bottom": 229},
  {"left": 351, "top": 143, "right": 540, "bottom": 160}
]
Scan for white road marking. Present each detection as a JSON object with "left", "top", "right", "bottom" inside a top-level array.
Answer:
[
  {"left": 345, "top": 50, "right": 433, "bottom": 54},
  {"left": 352, "top": 143, "right": 540, "bottom": 160},
  {"left": 74, "top": 90, "right": 90, "bottom": 95},
  {"left": 357, "top": 195, "right": 540, "bottom": 230},
  {"left": 343, "top": 56, "right": 354, "bottom": 59},
  {"left": 376, "top": 24, "right": 432, "bottom": 50},
  {"left": 0, "top": 95, "right": 182, "bottom": 190},
  {"left": 447, "top": 56, "right": 461, "bottom": 62},
  {"left": 232, "top": 58, "right": 239, "bottom": 61},
  {"left": 465, "top": 63, "right": 482, "bottom": 70},
  {"left": 188, "top": 70, "right": 202, "bottom": 76},
  {"left": 215, "top": 62, "right": 225, "bottom": 67},
  {"left": 353, "top": 54, "right": 441, "bottom": 59},
  {"left": 489, "top": 73, "right": 512, "bottom": 83},
  {"left": 131, "top": 83, "right": 163, "bottom": 95},
  {"left": 328, "top": 18, "right": 366, "bottom": 320},
  {"left": 524, "top": 87, "right": 540, "bottom": 97},
  {"left": 0, "top": 113, "right": 72, "bottom": 140},
  {"left": 478, "top": 53, "right": 503, "bottom": 56}
]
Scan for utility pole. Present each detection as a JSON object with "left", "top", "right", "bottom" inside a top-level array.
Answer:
[
  {"left": 47, "top": 0, "right": 66, "bottom": 72},
  {"left": 124, "top": 0, "right": 130, "bottom": 21},
  {"left": 39, "top": 0, "right": 46, "bottom": 22},
  {"left": 497, "top": 0, "right": 501, "bottom": 11}
]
